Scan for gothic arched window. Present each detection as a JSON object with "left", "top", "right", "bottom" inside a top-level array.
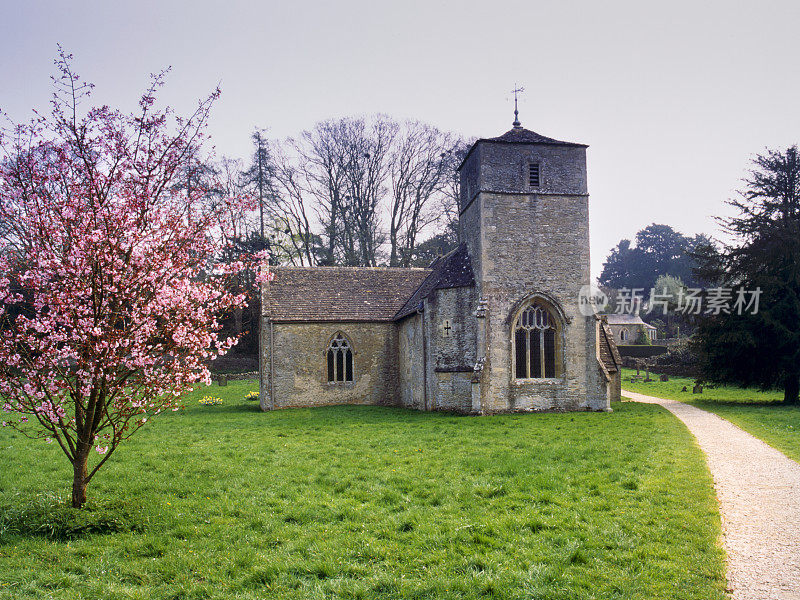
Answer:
[
  {"left": 514, "top": 302, "right": 562, "bottom": 379},
  {"left": 327, "top": 333, "right": 354, "bottom": 383}
]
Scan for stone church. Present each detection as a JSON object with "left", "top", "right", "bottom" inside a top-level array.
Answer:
[{"left": 258, "top": 120, "right": 621, "bottom": 413}]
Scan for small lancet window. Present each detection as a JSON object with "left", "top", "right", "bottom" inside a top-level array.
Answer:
[
  {"left": 514, "top": 302, "right": 561, "bottom": 379},
  {"left": 529, "top": 163, "right": 540, "bottom": 188},
  {"left": 327, "top": 333, "right": 353, "bottom": 383}
]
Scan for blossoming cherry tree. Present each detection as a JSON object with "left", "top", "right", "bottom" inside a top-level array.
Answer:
[{"left": 0, "top": 52, "right": 258, "bottom": 508}]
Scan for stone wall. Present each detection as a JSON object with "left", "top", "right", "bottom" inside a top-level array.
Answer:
[
  {"left": 620, "top": 357, "right": 699, "bottom": 379},
  {"left": 460, "top": 143, "right": 481, "bottom": 211},
  {"left": 432, "top": 371, "right": 473, "bottom": 412},
  {"left": 610, "top": 323, "right": 653, "bottom": 344},
  {"left": 396, "top": 285, "right": 478, "bottom": 413},
  {"left": 398, "top": 314, "right": 424, "bottom": 410},
  {"left": 213, "top": 372, "right": 258, "bottom": 383},
  {"left": 424, "top": 286, "right": 477, "bottom": 412},
  {"left": 260, "top": 321, "right": 399, "bottom": 409},
  {"left": 467, "top": 143, "right": 588, "bottom": 199},
  {"left": 426, "top": 287, "right": 477, "bottom": 371},
  {"left": 606, "top": 369, "right": 622, "bottom": 404},
  {"left": 459, "top": 196, "right": 482, "bottom": 282},
  {"left": 459, "top": 138, "right": 608, "bottom": 413},
  {"left": 471, "top": 191, "right": 606, "bottom": 411}
]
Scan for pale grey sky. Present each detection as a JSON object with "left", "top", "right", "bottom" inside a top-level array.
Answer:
[{"left": 3, "top": 0, "right": 799, "bottom": 278}]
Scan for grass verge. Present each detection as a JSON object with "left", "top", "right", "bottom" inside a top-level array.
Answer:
[
  {"left": 622, "top": 368, "right": 800, "bottom": 462},
  {"left": 1, "top": 380, "right": 728, "bottom": 599}
]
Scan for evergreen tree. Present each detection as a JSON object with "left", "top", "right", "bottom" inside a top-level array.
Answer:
[
  {"left": 242, "top": 129, "right": 272, "bottom": 241},
  {"left": 600, "top": 224, "right": 709, "bottom": 290},
  {"left": 694, "top": 146, "right": 800, "bottom": 404}
]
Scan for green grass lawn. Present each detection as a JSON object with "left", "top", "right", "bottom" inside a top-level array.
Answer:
[
  {"left": 0, "top": 381, "right": 728, "bottom": 599},
  {"left": 621, "top": 368, "right": 800, "bottom": 462}
]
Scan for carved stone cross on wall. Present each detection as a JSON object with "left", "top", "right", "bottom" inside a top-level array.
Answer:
[{"left": 442, "top": 320, "right": 452, "bottom": 337}]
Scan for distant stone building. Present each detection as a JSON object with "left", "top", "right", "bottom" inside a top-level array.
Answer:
[
  {"left": 605, "top": 314, "right": 657, "bottom": 344},
  {"left": 259, "top": 121, "right": 621, "bottom": 413}
]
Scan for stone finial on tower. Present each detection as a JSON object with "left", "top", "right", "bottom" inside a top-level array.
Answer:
[{"left": 511, "top": 84, "right": 524, "bottom": 128}]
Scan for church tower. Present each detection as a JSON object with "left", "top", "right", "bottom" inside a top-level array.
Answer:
[{"left": 458, "top": 118, "right": 610, "bottom": 411}]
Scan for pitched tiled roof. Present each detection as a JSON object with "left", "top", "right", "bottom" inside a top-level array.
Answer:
[
  {"left": 598, "top": 318, "right": 621, "bottom": 374},
  {"left": 264, "top": 266, "right": 431, "bottom": 322},
  {"left": 486, "top": 127, "right": 587, "bottom": 148},
  {"left": 604, "top": 313, "right": 656, "bottom": 328},
  {"left": 394, "top": 244, "right": 475, "bottom": 320},
  {"left": 458, "top": 126, "right": 587, "bottom": 170}
]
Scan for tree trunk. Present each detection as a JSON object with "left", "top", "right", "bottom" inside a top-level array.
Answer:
[
  {"left": 234, "top": 306, "right": 243, "bottom": 336},
  {"left": 72, "top": 453, "right": 89, "bottom": 508},
  {"left": 784, "top": 373, "right": 799, "bottom": 405}
]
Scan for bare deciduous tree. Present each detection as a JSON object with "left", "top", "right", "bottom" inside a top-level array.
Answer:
[
  {"left": 214, "top": 156, "right": 255, "bottom": 244},
  {"left": 388, "top": 122, "right": 460, "bottom": 266},
  {"left": 340, "top": 116, "right": 396, "bottom": 266},
  {"left": 298, "top": 120, "right": 349, "bottom": 265},
  {"left": 266, "top": 140, "right": 318, "bottom": 266},
  {"left": 247, "top": 115, "right": 467, "bottom": 268}
]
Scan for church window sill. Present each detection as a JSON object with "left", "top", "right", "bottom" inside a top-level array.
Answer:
[{"left": 512, "top": 378, "right": 566, "bottom": 386}]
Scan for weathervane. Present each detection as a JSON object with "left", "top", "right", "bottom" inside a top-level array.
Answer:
[{"left": 511, "top": 84, "right": 524, "bottom": 128}]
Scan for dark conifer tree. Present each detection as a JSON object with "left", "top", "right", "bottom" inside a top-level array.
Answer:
[{"left": 693, "top": 146, "right": 800, "bottom": 404}]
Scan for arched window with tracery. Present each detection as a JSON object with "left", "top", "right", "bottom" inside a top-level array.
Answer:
[
  {"left": 514, "top": 301, "right": 562, "bottom": 379},
  {"left": 327, "top": 333, "right": 354, "bottom": 383}
]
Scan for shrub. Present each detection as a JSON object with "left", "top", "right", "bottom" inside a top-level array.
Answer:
[{"left": 635, "top": 326, "right": 653, "bottom": 345}]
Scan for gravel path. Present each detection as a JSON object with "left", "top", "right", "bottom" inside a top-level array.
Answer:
[{"left": 623, "top": 390, "right": 800, "bottom": 600}]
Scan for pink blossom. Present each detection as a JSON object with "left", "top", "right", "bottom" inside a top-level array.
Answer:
[{"left": 0, "top": 52, "right": 258, "bottom": 505}]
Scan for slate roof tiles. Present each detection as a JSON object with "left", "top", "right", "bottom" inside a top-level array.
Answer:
[
  {"left": 264, "top": 244, "right": 475, "bottom": 323},
  {"left": 265, "top": 266, "right": 431, "bottom": 322},
  {"left": 394, "top": 244, "right": 475, "bottom": 320},
  {"left": 486, "top": 127, "right": 587, "bottom": 148},
  {"left": 598, "top": 318, "right": 622, "bottom": 375}
]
